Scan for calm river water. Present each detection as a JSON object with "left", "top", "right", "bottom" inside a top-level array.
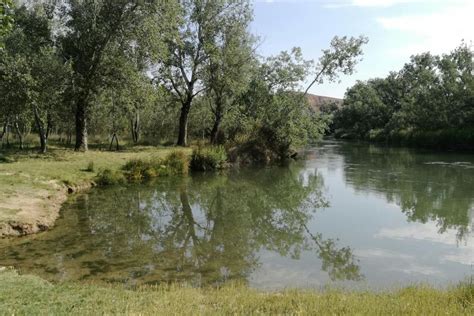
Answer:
[{"left": 1, "top": 141, "right": 473, "bottom": 289}]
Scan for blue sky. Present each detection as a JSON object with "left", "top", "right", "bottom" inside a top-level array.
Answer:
[{"left": 251, "top": 0, "right": 474, "bottom": 98}]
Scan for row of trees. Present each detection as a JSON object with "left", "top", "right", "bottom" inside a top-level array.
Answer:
[
  {"left": 332, "top": 43, "right": 474, "bottom": 147},
  {"left": 1, "top": 0, "right": 367, "bottom": 159}
]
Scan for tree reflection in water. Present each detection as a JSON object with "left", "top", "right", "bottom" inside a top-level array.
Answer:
[
  {"left": 338, "top": 143, "right": 474, "bottom": 241},
  {"left": 0, "top": 164, "right": 362, "bottom": 286}
]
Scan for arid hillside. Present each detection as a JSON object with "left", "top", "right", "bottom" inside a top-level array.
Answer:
[{"left": 306, "top": 94, "right": 343, "bottom": 112}]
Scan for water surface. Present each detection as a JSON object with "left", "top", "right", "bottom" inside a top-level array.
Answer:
[{"left": 1, "top": 141, "right": 473, "bottom": 289}]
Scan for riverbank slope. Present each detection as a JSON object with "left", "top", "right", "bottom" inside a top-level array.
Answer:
[{"left": 0, "top": 146, "right": 186, "bottom": 237}]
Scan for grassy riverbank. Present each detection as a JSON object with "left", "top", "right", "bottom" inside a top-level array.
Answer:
[
  {"left": 0, "top": 145, "right": 189, "bottom": 236},
  {"left": 0, "top": 269, "right": 472, "bottom": 315}
]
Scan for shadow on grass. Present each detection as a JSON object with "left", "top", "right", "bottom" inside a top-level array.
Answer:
[{"left": 0, "top": 138, "right": 181, "bottom": 164}]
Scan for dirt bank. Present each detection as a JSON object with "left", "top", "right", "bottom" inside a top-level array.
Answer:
[
  {"left": 0, "top": 146, "right": 183, "bottom": 238},
  {"left": 0, "top": 181, "right": 93, "bottom": 237}
]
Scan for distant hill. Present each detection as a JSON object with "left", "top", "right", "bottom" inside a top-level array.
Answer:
[{"left": 306, "top": 94, "right": 342, "bottom": 112}]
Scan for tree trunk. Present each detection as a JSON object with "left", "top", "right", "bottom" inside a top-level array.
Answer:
[
  {"left": 0, "top": 119, "right": 8, "bottom": 148},
  {"left": 130, "top": 111, "right": 140, "bottom": 144},
  {"left": 46, "top": 114, "right": 53, "bottom": 141},
  {"left": 5, "top": 124, "right": 10, "bottom": 148},
  {"left": 14, "top": 121, "right": 23, "bottom": 150},
  {"left": 75, "top": 99, "right": 88, "bottom": 151},
  {"left": 109, "top": 133, "right": 119, "bottom": 151},
  {"left": 33, "top": 106, "right": 47, "bottom": 153},
  {"left": 67, "top": 129, "right": 72, "bottom": 145},
  {"left": 177, "top": 101, "right": 191, "bottom": 147},
  {"left": 39, "top": 133, "right": 47, "bottom": 153},
  {"left": 210, "top": 102, "right": 223, "bottom": 145}
]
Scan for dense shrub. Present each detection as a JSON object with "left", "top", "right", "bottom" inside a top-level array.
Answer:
[
  {"left": 163, "top": 151, "right": 190, "bottom": 175},
  {"left": 227, "top": 125, "right": 303, "bottom": 165},
  {"left": 0, "top": 155, "right": 14, "bottom": 163},
  {"left": 228, "top": 137, "right": 277, "bottom": 165},
  {"left": 387, "top": 128, "right": 474, "bottom": 150},
  {"left": 95, "top": 168, "right": 126, "bottom": 185},
  {"left": 234, "top": 89, "right": 326, "bottom": 163},
  {"left": 190, "top": 146, "right": 227, "bottom": 171},
  {"left": 121, "top": 151, "right": 189, "bottom": 182},
  {"left": 122, "top": 159, "right": 156, "bottom": 181},
  {"left": 95, "top": 151, "right": 189, "bottom": 185}
]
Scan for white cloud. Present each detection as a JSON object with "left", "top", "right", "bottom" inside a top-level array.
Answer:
[
  {"left": 388, "top": 263, "right": 442, "bottom": 276},
  {"left": 355, "top": 248, "right": 414, "bottom": 260},
  {"left": 324, "top": 0, "right": 470, "bottom": 11},
  {"left": 353, "top": 0, "right": 417, "bottom": 7},
  {"left": 376, "top": 222, "right": 474, "bottom": 266},
  {"left": 376, "top": 1, "right": 474, "bottom": 56},
  {"left": 376, "top": 223, "right": 455, "bottom": 245},
  {"left": 324, "top": 0, "right": 431, "bottom": 9}
]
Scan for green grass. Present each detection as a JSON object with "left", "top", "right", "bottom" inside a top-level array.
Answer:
[
  {"left": 0, "top": 269, "right": 472, "bottom": 315},
  {"left": 0, "top": 145, "right": 186, "bottom": 186},
  {"left": 0, "top": 145, "right": 190, "bottom": 230}
]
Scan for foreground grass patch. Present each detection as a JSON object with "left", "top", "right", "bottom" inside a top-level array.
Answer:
[{"left": 0, "top": 269, "right": 472, "bottom": 315}]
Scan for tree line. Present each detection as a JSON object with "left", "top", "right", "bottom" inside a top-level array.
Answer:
[
  {"left": 330, "top": 43, "right": 474, "bottom": 148},
  {"left": 1, "top": 0, "right": 367, "bottom": 160}
]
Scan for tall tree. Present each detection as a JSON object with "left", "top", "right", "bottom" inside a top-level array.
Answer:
[
  {"left": 203, "top": 0, "right": 254, "bottom": 144},
  {"left": 1, "top": 5, "right": 68, "bottom": 152},
  {"left": 235, "top": 48, "right": 320, "bottom": 161},
  {"left": 158, "top": 0, "right": 249, "bottom": 146},
  {"left": 59, "top": 0, "right": 158, "bottom": 151}
]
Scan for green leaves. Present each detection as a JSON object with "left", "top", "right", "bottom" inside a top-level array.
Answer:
[
  {"left": 305, "top": 35, "right": 368, "bottom": 95},
  {"left": 334, "top": 42, "right": 474, "bottom": 146},
  {"left": 0, "top": 0, "right": 14, "bottom": 49}
]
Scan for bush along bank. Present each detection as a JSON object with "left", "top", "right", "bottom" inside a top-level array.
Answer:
[
  {"left": 334, "top": 128, "right": 474, "bottom": 151},
  {"left": 95, "top": 147, "right": 232, "bottom": 185},
  {"left": 190, "top": 146, "right": 228, "bottom": 171},
  {"left": 96, "top": 151, "right": 190, "bottom": 185}
]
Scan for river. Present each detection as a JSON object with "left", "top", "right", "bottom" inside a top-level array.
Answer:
[{"left": 1, "top": 141, "right": 473, "bottom": 290}]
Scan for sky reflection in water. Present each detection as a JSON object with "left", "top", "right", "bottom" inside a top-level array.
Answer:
[{"left": 0, "top": 141, "right": 473, "bottom": 289}]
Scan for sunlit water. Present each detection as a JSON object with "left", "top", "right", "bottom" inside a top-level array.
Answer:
[{"left": 1, "top": 141, "right": 473, "bottom": 289}]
